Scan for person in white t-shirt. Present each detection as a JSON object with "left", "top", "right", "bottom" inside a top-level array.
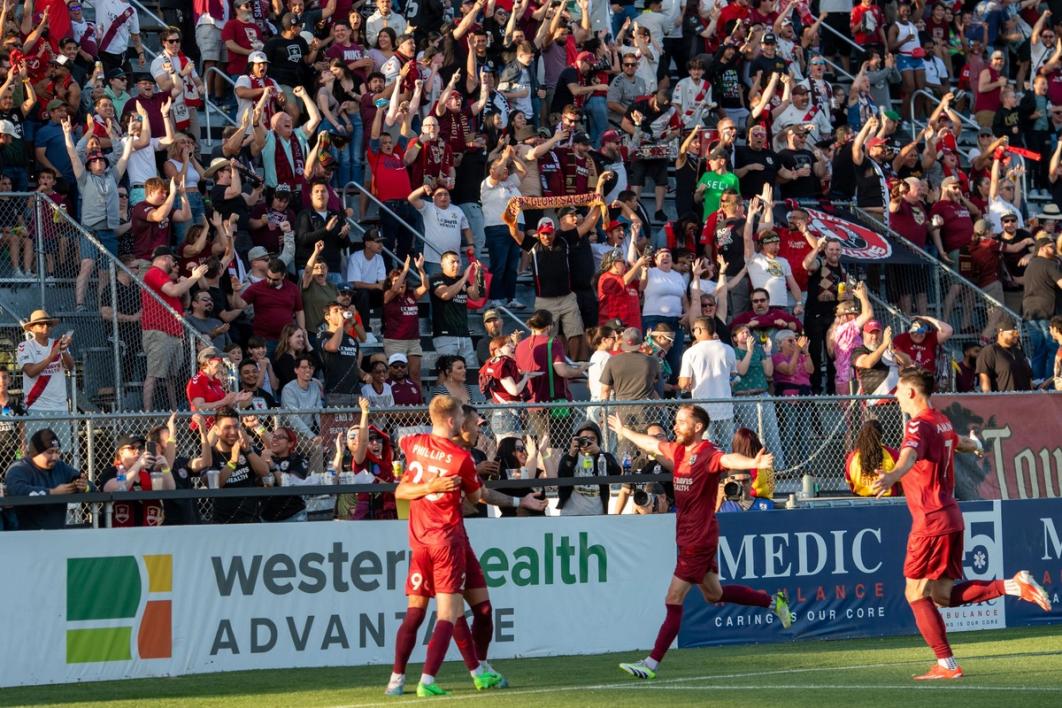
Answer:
[
  {"left": 677, "top": 316, "right": 736, "bottom": 447},
  {"left": 16, "top": 310, "right": 74, "bottom": 449},
  {"left": 408, "top": 184, "right": 473, "bottom": 276},
  {"left": 743, "top": 191, "right": 803, "bottom": 311},
  {"left": 345, "top": 228, "right": 388, "bottom": 325}
]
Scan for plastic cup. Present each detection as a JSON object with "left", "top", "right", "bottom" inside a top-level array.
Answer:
[
  {"left": 206, "top": 469, "right": 220, "bottom": 489},
  {"left": 149, "top": 471, "right": 164, "bottom": 490}
]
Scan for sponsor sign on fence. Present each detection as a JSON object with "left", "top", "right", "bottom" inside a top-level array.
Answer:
[{"left": 3, "top": 500, "right": 1061, "bottom": 687}]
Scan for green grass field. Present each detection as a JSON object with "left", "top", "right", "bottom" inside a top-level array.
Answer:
[{"left": 4, "top": 626, "right": 1061, "bottom": 707}]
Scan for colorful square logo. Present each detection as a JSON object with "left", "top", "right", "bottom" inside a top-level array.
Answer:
[{"left": 65, "top": 555, "right": 172, "bottom": 663}]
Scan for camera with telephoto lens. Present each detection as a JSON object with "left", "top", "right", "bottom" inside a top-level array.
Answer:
[
  {"left": 723, "top": 474, "right": 750, "bottom": 502},
  {"left": 233, "top": 162, "right": 263, "bottom": 188}
]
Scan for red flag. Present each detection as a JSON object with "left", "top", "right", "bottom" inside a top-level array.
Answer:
[{"left": 36, "top": 0, "right": 73, "bottom": 54}]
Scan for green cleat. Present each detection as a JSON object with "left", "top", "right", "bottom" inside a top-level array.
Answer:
[
  {"left": 619, "top": 660, "right": 657, "bottom": 679},
  {"left": 416, "top": 682, "right": 449, "bottom": 697},
  {"left": 772, "top": 590, "right": 793, "bottom": 630},
  {"left": 473, "top": 670, "right": 503, "bottom": 690}
]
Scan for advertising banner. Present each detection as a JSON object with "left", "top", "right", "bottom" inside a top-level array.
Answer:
[
  {"left": 3, "top": 500, "right": 1061, "bottom": 688},
  {"left": 0, "top": 516, "right": 674, "bottom": 688},
  {"left": 935, "top": 394, "right": 1062, "bottom": 501}
]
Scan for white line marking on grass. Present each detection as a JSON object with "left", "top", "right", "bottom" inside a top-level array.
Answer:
[
  {"left": 332, "top": 654, "right": 1060, "bottom": 707},
  {"left": 613, "top": 685, "right": 1062, "bottom": 693}
]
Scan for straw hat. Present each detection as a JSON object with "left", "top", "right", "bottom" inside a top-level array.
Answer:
[{"left": 22, "top": 309, "right": 58, "bottom": 331}]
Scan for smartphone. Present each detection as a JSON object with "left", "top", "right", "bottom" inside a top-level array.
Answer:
[{"left": 146, "top": 440, "right": 159, "bottom": 457}]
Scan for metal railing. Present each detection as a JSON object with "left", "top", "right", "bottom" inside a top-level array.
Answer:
[
  {"left": 817, "top": 17, "right": 868, "bottom": 58},
  {"left": 202, "top": 67, "right": 240, "bottom": 146},
  {"left": 0, "top": 193, "right": 214, "bottom": 410},
  {"left": 340, "top": 179, "right": 429, "bottom": 253},
  {"left": 851, "top": 205, "right": 1028, "bottom": 355}
]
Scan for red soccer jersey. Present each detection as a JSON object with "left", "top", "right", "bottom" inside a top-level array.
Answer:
[
  {"left": 400, "top": 433, "right": 481, "bottom": 547},
  {"left": 141, "top": 265, "right": 184, "bottom": 336},
  {"left": 892, "top": 331, "right": 939, "bottom": 374},
  {"left": 660, "top": 440, "right": 725, "bottom": 552},
  {"left": 185, "top": 372, "right": 227, "bottom": 429},
  {"left": 777, "top": 227, "right": 814, "bottom": 293},
  {"left": 481, "top": 355, "right": 523, "bottom": 403},
  {"left": 899, "top": 408, "right": 963, "bottom": 537},
  {"left": 597, "top": 271, "right": 642, "bottom": 329}
]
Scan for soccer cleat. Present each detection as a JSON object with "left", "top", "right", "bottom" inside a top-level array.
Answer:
[
  {"left": 1013, "top": 570, "right": 1052, "bottom": 612},
  {"left": 913, "top": 664, "right": 964, "bottom": 680},
  {"left": 383, "top": 676, "right": 405, "bottom": 696},
  {"left": 416, "top": 682, "right": 449, "bottom": 697},
  {"left": 472, "top": 670, "right": 503, "bottom": 690},
  {"left": 619, "top": 660, "right": 657, "bottom": 680},
  {"left": 772, "top": 590, "right": 793, "bottom": 630}
]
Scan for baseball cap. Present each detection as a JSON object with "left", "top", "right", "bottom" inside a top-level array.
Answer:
[
  {"left": 997, "top": 316, "right": 1018, "bottom": 332},
  {"left": 131, "top": 72, "right": 154, "bottom": 83},
  {"left": 605, "top": 220, "right": 624, "bottom": 231},
  {"left": 51, "top": 55, "right": 70, "bottom": 66},
  {"left": 0, "top": 120, "right": 16, "bottom": 137},
  {"left": 248, "top": 51, "right": 269, "bottom": 64},
  {"left": 197, "top": 346, "right": 224, "bottom": 364},
  {"left": 909, "top": 320, "right": 929, "bottom": 335},
  {"left": 762, "top": 32, "right": 778, "bottom": 44},
  {"left": 46, "top": 98, "right": 65, "bottom": 112},
  {"left": 281, "top": 12, "right": 302, "bottom": 28},
  {"left": 865, "top": 137, "right": 886, "bottom": 149},
  {"left": 536, "top": 217, "right": 555, "bottom": 235},
  {"left": 387, "top": 353, "right": 408, "bottom": 366},
  {"left": 863, "top": 319, "right": 883, "bottom": 334},
  {"left": 572, "top": 131, "right": 591, "bottom": 145},
  {"left": 247, "top": 246, "right": 270, "bottom": 262},
  {"left": 483, "top": 309, "right": 501, "bottom": 323},
  {"left": 601, "top": 129, "right": 621, "bottom": 144},
  {"left": 575, "top": 51, "right": 595, "bottom": 65},
  {"left": 28, "top": 429, "right": 61, "bottom": 456},
  {"left": 105, "top": 68, "right": 126, "bottom": 80},
  {"left": 1036, "top": 235, "right": 1055, "bottom": 249},
  {"left": 115, "top": 434, "right": 146, "bottom": 450},
  {"left": 883, "top": 110, "right": 902, "bottom": 122}
]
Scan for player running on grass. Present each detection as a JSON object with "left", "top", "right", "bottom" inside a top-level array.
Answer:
[
  {"left": 609, "top": 404, "right": 793, "bottom": 680},
  {"left": 872, "top": 367, "right": 1052, "bottom": 680},
  {"left": 388, "top": 395, "right": 502, "bottom": 697},
  {"left": 386, "top": 405, "right": 532, "bottom": 696}
]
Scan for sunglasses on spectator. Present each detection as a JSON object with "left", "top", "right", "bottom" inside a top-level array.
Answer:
[
  {"left": 164, "top": 38, "right": 180, "bottom": 44},
  {"left": 623, "top": 62, "right": 638, "bottom": 67},
  {"left": 751, "top": 298, "right": 769, "bottom": 304},
  {"left": 389, "top": 362, "right": 406, "bottom": 367},
  {"left": 368, "top": 435, "right": 383, "bottom": 443},
  {"left": 514, "top": 444, "right": 526, "bottom": 452}
]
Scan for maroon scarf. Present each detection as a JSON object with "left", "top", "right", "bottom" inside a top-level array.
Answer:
[{"left": 273, "top": 130, "right": 306, "bottom": 193}]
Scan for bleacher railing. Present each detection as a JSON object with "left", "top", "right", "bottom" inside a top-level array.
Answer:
[{"left": 0, "top": 192, "right": 214, "bottom": 412}]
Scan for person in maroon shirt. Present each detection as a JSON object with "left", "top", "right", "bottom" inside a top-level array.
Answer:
[
  {"left": 892, "top": 317, "right": 952, "bottom": 375},
  {"left": 729, "top": 288, "right": 802, "bottom": 336},
  {"left": 131, "top": 176, "right": 192, "bottom": 261},
  {"left": 382, "top": 256, "right": 429, "bottom": 384},
  {"left": 120, "top": 74, "right": 173, "bottom": 138},
  {"left": 238, "top": 257, "right": 305, "bottom": 350},
  {"left": 872, "top": 368, "right": 1051, "bottom": 681},
  {"left": 930, "top": 175, "right": 979, "bottom": 330},
  {"left": 385, "top": 353, "right": 422, "bottom": 405},
  {"left": 609, "top": 404, "right": 791, "bottom": 680}
]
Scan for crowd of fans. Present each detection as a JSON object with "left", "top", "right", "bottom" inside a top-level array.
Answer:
[{"left": 2, "top": 0, "right": 1062, "bottom": 528}]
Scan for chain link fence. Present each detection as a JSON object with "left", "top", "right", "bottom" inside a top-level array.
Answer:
[{"left": 0, "top": 394, "right": 989, "bottom": 526}]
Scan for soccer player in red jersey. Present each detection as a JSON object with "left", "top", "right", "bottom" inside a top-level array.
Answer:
[
  {"left": 387, "top": 405, "right": 530, "bottom": 696},
  {"left": 387, "top": 395, "right": 498, "bottom": 697},
  {"left": 873, "top": 368, "right": 1052, "bottom": 680},
  {"left": 609, "top": 404, "right": 793, "bottom": 680}
]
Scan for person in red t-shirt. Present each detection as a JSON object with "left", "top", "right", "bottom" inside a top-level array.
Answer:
[
  {"left": 891, "top": 317, "right": 952, "bottom": 376},
  {"left": 872, "top": 368, "right": 1051, "bottom": 681},
  {"left": 141, "top": 248, "right": 208, "bottom": 410},
  {"left": 609, "top": 404, "right": 791, "bottom": 680},
  {"left": 850, "top": 0, "right": 886, "bottom": 54},
  {"left": 389, "top": 395, "right": 494, "bottom": 697},
  {"left": 222, "top": 0, "right": 264, "bottom": 77},
  {"left": 238, "top": 257, "right": 306, "bottom": 346},
  {"left": 186, "top": 346, "right": 253, "bottom": 429},
  {"left": 597, "top": 246, "right": 647, "bottom": 329},
  {"left": 776, "top": 208, "right": 816, "bottom": 296},
  {"left": 131, "top": 176, "right": 193, "bottom": 261}
]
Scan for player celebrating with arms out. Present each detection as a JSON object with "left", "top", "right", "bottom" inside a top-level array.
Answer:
[
  {"left": 388, "top": 395, "right": 502, "bottom": 697},
  {"left": 872, "top": 368, "right": 1052, "bottom": 680},
  {"left": 609, "top": 405, "right": 792, "bottom": 680}
]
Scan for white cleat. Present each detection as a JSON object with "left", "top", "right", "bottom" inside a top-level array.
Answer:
[
  {"left": 1014, "top": 571, "right": 1052, "bottom": 612},
  {"left": 384, "top": 676, "right": 405, "bottom": 696}
]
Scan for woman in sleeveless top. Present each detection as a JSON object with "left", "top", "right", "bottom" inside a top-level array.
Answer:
[
  {"left": 888, "top": 2, "right": 926, "bottom": 122},
  {"left": 163, "top": 132, "right": 206, "bottom": 241}
]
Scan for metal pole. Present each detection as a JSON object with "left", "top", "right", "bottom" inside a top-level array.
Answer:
[
  {"left": 34, "top": 194, "right": 45, "bottom": 309},
  {"left": 108, "top": 262, "right": 123, "bottom": 410},
  {"left": 85, "top": 416, "right": 96, "bottom": 493}
]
